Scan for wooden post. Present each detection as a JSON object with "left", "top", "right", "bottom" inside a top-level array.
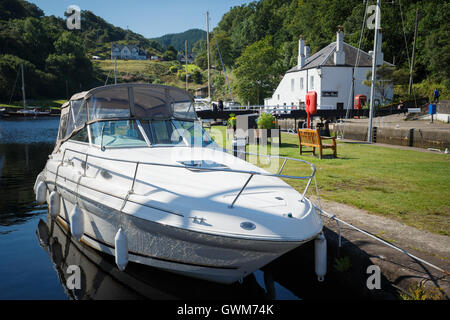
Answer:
[
  {"left": 114, "top": 57, "right": 117, "bottom": 85},
  {"left": 185, "top": 40, "right": 188, "bottom": 91}
]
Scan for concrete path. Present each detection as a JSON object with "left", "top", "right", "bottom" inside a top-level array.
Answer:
[{"left": 311, "top": 196, "right": 450, "bottom": 299}]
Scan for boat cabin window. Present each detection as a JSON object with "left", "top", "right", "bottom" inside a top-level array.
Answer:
[
  {"left": 141, "top": 120, "right": 216, "bottom": 147},
  {"left": 87, "top": 87, "right": 131, "bottom": 120},
  {"left": 70, "top": 127, "right": 89, "bottom": 143},
  {"left": 89, "top": 120, "right": 147, "bottom": 148},
  {"left": 58, "top": 113, "right": 69, "bottom": 140},
  {"left": 65, "top": 99, "right": 88, "bottom": 139}
]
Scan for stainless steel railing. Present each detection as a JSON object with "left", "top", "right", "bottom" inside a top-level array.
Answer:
[{"left": 57, "top": 147, "right": 316, "bottom": 210}]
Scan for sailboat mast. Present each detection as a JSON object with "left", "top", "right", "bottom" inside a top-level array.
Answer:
[
  {"left": 185, "top": 40, "right": 188, "bottom": 91},
  {"left": 21, "top": 62, "right": 26, "bottom": 108},
  {"left": 368, "top": 0, "right": 381, "bottom": 143},
  {"left": 206, "top": 11, "right": 211, "bottom": 102},
  {"left": 408, "top": 8, "right": 419, "bottom": 96}
]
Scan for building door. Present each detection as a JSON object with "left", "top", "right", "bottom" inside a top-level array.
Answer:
[{"left": 337, "top": 103, "right": 344, "bottom": 111}]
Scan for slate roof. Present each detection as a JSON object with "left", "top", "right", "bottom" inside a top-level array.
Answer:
[{"left": 287, "top": 41, "right": 393, "bottom": 73}]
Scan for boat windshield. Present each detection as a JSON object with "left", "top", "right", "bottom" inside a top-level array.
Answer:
[
  {"left": 141, "top": 120, "right": 216, "bottom": 148},
  {"left": 88, "top": 119, "right": 216, "bottom": 148},
  {"left": 90, "top": 120, "right": 148, "bottom": 148}
]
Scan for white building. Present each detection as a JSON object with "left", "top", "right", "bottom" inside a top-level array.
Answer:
[
  {"left": 265, "top": 28, "right": 394, "bottom": 110},
  {"left": 111, "top": 44, "right": 147, "bottom": 60}
]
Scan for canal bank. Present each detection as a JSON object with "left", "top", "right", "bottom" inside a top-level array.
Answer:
[
  {"left": 332, "top": 114, "right": 450, "bottom": 150},
  {"left": 318, "top": 198, "right": 449, "bottom": 299},
  {"left": 263, "top": 197, "right": 449, "bottom": 300}
]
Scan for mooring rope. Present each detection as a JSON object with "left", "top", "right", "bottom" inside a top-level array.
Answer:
[{"left": 313, "top": 178, "right": 449, "bottom": 276}]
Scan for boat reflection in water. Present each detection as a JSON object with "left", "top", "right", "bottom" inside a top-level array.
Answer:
[{"left": 37, "top": 215, "right": 295, "bottom": 300}]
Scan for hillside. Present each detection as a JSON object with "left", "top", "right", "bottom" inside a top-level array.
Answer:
[
  {"left": 0, "top": 0, "right": 168, "bottom": 103},
  {"left": 93, "top": 60, "right": 210, "bottom": 94},
  {"left": 152, "top": 29, "right": 206, "bottom": 52}
]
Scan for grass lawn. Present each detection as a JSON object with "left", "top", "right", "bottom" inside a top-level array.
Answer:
[
  {"left": 209, "top": 126, "right": 450, "bottom": 236},
  {"left": 94, "top": 60, "right": 164, "bottom": 74}
]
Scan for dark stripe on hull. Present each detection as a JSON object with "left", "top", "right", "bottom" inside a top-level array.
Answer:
[{"left": 57, "top": 216, "right": 239, "bottom": 270}]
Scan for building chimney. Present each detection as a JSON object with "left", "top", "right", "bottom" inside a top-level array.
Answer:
[
  {"left": 298, "top": 36, "right": 306, "bottom": 69},
  {"left": 334, "top": 26, "right": 345, "bottom": 65},
  {"left": 304, "top": 45, "right": 310, "bottom": 60}
]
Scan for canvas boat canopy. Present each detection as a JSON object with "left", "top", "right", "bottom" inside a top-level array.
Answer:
[{"left": 55, "top": 84, "right": 196, "bottom": 151}]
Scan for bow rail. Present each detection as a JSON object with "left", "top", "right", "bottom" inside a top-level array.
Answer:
[{"left": 57, "top": 147, "right": 316, "bottom": 210}]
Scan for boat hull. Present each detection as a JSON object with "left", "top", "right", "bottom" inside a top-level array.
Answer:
[{"left": 44, "top": 180, "right": 313, "bottom": 284}]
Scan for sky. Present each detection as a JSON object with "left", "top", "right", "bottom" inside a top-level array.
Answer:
[{"left": 28, "top": 0, "right": 254, "bottom": 38}]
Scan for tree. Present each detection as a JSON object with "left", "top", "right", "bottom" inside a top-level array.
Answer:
[
  {"left": 363, "top": 65, "right": 395, "bottom": 105},
  {"left": 163, "top": 45, "right": 178, "bottom": 61},
  {"left": 210, "top": 30, "right": 235, "bottom": 68},
  {"left": 234, "top": 36, "right": 282, "bottom": 105},
  {"left": 192, "top": 70, "right": 203, "bottom": 84}
]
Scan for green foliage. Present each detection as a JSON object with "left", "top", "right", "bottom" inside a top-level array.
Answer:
[
  {"left": 176, "top": 70, "right": 192, "bottom": 83},
  {"left": 400, "top": 283, "right": 444, "bottom": 300},
  {"left": 363, "top": 65, "right": 395, "bottom": 104},
  {"left": 194, "top": 51, "right": 208, "bottom": 70},
  {"left": 234, "top": 36, "right": 282, "bottom": 105},
  {"left": 213, "top": 0, "right": 449, "bottom": 93},
  {"left": 163, "top": 45, "right": 178, "bottom": 61},
  {"left": 257, "top": 113, "right": 276, "bottom": 130},
  {"left": 227, "top": 114, "right": 236, "bottom": 128},
  {"left": 0, "top": 0, "right": 43, "bottom": 20},
  {"left": 151, "top": 29, "right": 206, "bottom": 52},
  {"left": 334, "top": 256, "right": 352, "bottom": 272},
  {"left": 192, "top": 70, "right": 203, "bottom": 84}
]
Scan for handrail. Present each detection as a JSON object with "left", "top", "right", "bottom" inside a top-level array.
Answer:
[{"left": 59, "top": 147, "right": 316, "bottom": 209}]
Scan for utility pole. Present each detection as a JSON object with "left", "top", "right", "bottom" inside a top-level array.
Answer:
[
  {"left": 408, "top": 8, "right": 419, "bottom": 96},
  {"left": 206, "top": 11, "right": 211, "bottom": 102},
  {"left": 21, "top": 62, "right": 26, "bottom": 108},
  {"left": 368, "top": 0, "right": 381, "bottom": 143},
  {"left": 185, "top": 40, "right": 188, "bottom": 91}
]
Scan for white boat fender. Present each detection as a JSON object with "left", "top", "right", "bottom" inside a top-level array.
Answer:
[
  {"left": 35, "top": 181, "right": 47, "bottom": 205},
  {"left": 115, "top": 228, "right": 129, "bottom": 272},
  {"left": 69, "top": 205, "right": 84, "bottom": 241},
  {"left": 49, "top": 191, "right": 61, "bottom": 218},
  {"left": 315, "top": 232, "right": 327, "bottom": 282}
]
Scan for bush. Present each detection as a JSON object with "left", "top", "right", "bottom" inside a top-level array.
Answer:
[
  {"left": 227, "top": 114, "right": 236, "bottom": 128},
  {"left": 257, "top": 113, "right": 276, "bottom": 129},
  {"left": 192, "top": 70, "right": 203, "bottom": 84},
  {"left": 169, "top": 65, "right": 179, "bottom": 74}
]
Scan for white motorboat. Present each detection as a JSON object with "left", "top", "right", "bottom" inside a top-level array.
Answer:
[{"left": 34, "top": 84, "right": 326, "bottom": 284}]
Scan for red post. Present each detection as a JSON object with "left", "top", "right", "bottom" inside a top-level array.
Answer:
[{"left": 306, "top": 91, "right": 317, "bottom": 129}]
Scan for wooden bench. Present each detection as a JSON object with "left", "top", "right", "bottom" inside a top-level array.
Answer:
[{"left": 297, "top": 129, "right": 337, "bottom": 159}]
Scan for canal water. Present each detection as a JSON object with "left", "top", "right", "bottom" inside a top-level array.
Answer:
[{"left": 0, "top": 118, "right": 304, "bottom": 300}]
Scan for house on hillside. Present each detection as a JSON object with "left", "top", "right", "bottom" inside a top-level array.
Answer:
[
  {"left": 111, "top": 44, "right": 147, "bottom": 60},
  {"left": 179, "top": 54, "right": 195, "bottom": 64},
  {"left": 195, "top": 85, "right": 209, "bottom": 99},
  {"left": 265, "top": 27, "right": 394, "bottom": 110}
]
